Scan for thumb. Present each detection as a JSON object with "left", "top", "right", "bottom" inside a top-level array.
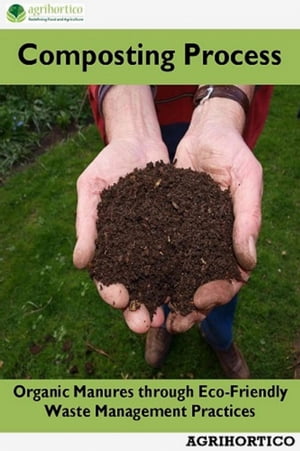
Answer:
[
  {"left": 232, "top": 162, "right": 263, "bottom": 271},
  {"left": 73, "top": 174, "right": 105, "bottom": 269},
  {"left": 73, "top": 232, "right": 96, "bottom": 269}
]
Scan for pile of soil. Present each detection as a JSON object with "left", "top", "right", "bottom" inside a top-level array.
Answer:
[{"left": 89, "top": 161, "right": 242, "bottom": 317}]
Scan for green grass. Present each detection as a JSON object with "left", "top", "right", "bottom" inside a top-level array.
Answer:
[{"left": 0, "top": 86, "right": 299, "bottom": 379}]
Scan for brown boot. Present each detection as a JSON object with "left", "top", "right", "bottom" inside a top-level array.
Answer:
[
  {"left": 213, "top": 343, "right": 250, "bottom": 379},
  {"left": 145, "top": 327, "right": 173, "bottom": 368}
]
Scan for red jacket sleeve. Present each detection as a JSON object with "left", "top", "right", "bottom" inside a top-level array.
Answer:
[{"left": 88, "top": 85, "right": 107, "bottom": 142}]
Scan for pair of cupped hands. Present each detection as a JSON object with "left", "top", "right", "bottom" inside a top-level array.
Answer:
[{"left": 73, "top": 107, "right": 262, "bottom": 335}]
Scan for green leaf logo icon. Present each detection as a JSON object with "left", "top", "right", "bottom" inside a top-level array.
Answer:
[{"left": 7, "top": 4, "right": 26, "bottom": 23}]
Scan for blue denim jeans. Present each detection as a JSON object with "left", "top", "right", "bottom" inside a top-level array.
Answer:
[{"left": 161, "top": 122, "right": 236, "bottom": 351}]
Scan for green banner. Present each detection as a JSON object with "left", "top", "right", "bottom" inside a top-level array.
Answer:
[
  {"left": 0, "top": 379, "right": 299, "bottom": 432},
  {"left": 0, "top": 29, "right": 299, "bottom": 84}
]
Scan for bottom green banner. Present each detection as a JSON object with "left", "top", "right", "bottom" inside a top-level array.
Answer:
[{"left": 0, "top": 379, "right": 298, "bottom": 432}]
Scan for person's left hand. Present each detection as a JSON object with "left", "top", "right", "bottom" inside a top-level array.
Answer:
[
  {"left": 166, "top": 101, "right": 262, "bottom": 333},
  {"left": 73, "top": 136, "right": 169, "bottom": 334}
]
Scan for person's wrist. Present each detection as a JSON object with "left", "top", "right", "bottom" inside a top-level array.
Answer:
[
  {"left": 193, "top": 85, "right": 250, "bottom": 117},
  {"left": 189, "top": 96, "right": 247, "bottom": 135},
  {"left": 191, "top": 85, "right": 255, "bottom": 134},
  {"left": 102, "top": 85, "right": 162, "bottom": 142}
]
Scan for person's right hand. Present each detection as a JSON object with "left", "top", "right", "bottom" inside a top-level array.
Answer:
[{"left": 73, "top": 137, "right": 169, "bottom": 334}]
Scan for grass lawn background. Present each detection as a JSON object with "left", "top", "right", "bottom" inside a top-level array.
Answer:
[{"left": 0, "top": 85, "right": 299, "bottom": 379}]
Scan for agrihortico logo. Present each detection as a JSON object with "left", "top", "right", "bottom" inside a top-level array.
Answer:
[
  {"left": 7, "top": 4, "right": 26, "bottom": 22},
  {"left": 6, "top": 3, "right": 85, "bottom": 23}
]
